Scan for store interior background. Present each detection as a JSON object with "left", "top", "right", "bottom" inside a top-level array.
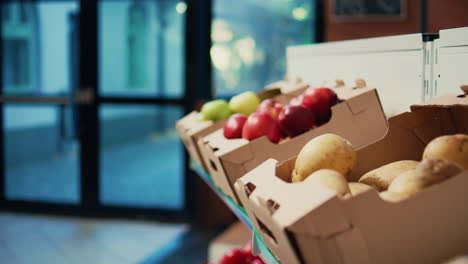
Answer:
[{"left": 1, "top": 0, "right": 467, "bottom": 263}]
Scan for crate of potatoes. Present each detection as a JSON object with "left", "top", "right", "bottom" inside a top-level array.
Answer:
[{"left": 235, "top": 87, "right": 468, "bottom": 264}]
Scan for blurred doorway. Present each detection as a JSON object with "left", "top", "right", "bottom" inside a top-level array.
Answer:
[{"left": 0, "top": 0, "right": 188, "bottom": 220}]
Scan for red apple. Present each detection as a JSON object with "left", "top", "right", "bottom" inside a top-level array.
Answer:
[
  {"left": 289, "top": 94, "right": 304, "bottom": 106},
  {"left": 301, "top": 87, "right": 337, "bottom": 124},
  {"left": 251, "top": 259, "right": 265, "bottom": 264},
  {"left": 219, "top": 248, "right": 247, "bottom": 264},
  {"left": 223, "top": 114, "right": 248, "bottom": 139},
  {"left": 278, "top": 105, "right": 315, "bottom": 137},
  {"left": 242, "top": 241, "right": 253, "bottom": 254},
  {"left": 242, "top": 112, "right": 281, "bottom": 143},
  {"left": 257, "top": 99, "right": 284, "bottom": 121}
]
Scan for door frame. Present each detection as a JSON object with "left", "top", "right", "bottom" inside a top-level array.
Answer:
[{"left": 0, "top": 0, "right": 212, "bottom": 222}]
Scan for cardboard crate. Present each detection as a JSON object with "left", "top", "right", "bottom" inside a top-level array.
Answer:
[
  {"left": 176, "top": 112, "right": 225, "bottom": 170},
  {"left": 235, "top": 90, "right": 468, "bottom": 264},
  {"left": 199, "top": 85, "right": 388, "bottom": 204},
  {"left": 176, "top": 80, "right": 305, "bottom": 170}
]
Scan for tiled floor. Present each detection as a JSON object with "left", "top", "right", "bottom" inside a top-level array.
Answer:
[{"left": 0, "top": 212, "right": 189, "bottom": 264}]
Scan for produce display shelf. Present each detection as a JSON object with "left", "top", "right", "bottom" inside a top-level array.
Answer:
[{"left": 191, "top": 161, "right": 280, "bottom": 264}]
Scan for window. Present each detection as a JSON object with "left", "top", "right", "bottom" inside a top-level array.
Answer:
[
  {"left": 2, "top": 1, "right": 80, "bottom": 204},
  {"left": 99, "top": 105, "right": 184, "bottom": 209},
  {"left": 2, "top": 2, "right": 37, "bottom": 93},
  {"left": 212, "top": 0, "right": 315, "bottom": 97},
  {"left": 127, "top": 1, "right": 148, "bottom": 89},
  {"left": 98, "top": 0, "right": 187, "bottom": 210},
  {"left": 99, "top": 0, "right": 185, "bottom": 97}
]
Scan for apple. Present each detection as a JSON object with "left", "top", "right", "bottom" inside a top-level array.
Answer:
[
  {"left": 257, "top": 99, "right": 283, "bottom": 121},
  {"left": 199, "top": 99, "right": 232, "bottom": 121},
  {"left": 223, "top": 114, "right": 247, "bottom": 139},
  {"left": 289, "top": 95, "right": 304, "bottom": 106},
  {"left": 242, "top": 112, "right": 281, "bottom": 143},
  {"left": 251, "top": 260, "right": 265, "bottom": 264},
  {"left": 278, "top": 105, "right": 315, "bottom": 137},
  {"left": 301, "top": 87, "right": 337, "bottom": 124},
  {"left": 229, "top": 91, "right": 260, "bottom": 116},
  {"left": 242, "top": 241, "right": 253, "bottom": 254},
  {"left": 219, "top": 248, "right": 247, "bottom": 264}
]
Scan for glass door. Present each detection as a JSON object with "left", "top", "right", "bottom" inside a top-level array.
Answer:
[
  {"left": 0, "top": 0, "right": 189, "bottom": 219},
  {"left": 97, "top": 0, "right": 187, "bottom": 211},
  {"left": 1, "top": 0, "right": 81, "bottom": 205}
]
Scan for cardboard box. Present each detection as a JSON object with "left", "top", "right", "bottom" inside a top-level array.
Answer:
[
  {"left": 176, "top": 111, "right": 225, "bottom": 170},
  {"left": 176, "top": 83, "right": 295, "bottom": 170},
  {"left": 199, "top": 86, "right": 388, "bottom": 204},
  {"left": 235, "top": 91, "right": 468, "bottom": 264}
]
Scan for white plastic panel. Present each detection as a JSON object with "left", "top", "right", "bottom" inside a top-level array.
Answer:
[
  {"left": 434, "top": 27, "right": 468, "bottom": 97},
  {"left": 287, "top": 34, "right": 426, "bottom": 116}
]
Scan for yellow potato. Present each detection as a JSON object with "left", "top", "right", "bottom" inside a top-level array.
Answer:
[
  {"left": 386, "top": 159, "right": 462, "bottom": 200},
  {"left": 358, "top": 160, "right": 420, "bottom": 191},
  {"left": 294, "top": 134, "right": 356, "bottom": 182},
  {"left": 348, "top": 182, "right": 374, "bottom": 196},
  {"left": 387, "top": 170, "right": 425, "bottom": 196},
  {"left": 291, "top": 169, "right": 298, "bottom": 182},
  {"left": 380, "top": 191, "right": 412, "bottom": 202},
  {"left": 304, "top": 169, "right": 350, "bottom": 198},
  {"left": 423, "top": 134, "right": 468, "bottom": 170}
]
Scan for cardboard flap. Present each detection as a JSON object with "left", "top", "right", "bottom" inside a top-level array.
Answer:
[
  {"left": 335, "top": 227, "right": 372, "bottom": 264},
  {"left": 461, "top": 85, "right": 468, "bottom": 95},
  {"left": 333, "top": 86, "right": 374, "bottom": 102},
  {"left": 411, "top": 92, "right": 468, "bottom": 109},
  {"left": 176, "top": 111, "right": 215, "bottom": 135},
  {"left": 238, "top": 159, "right": 348, "bottom": 234},
  {"left": 343, "top": 88, "right": 378, "bottom": 114},
  {"left": 273, "top": 86, "right": 307, "bottom": 104},
  {"left": 265, "top": 80, "right": 309, "bottom": 94},
  {"left": 202, "top": 129, "right": 250, "bottom": 156}
]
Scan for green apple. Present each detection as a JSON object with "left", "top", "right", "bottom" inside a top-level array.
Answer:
[
  {"left": 229, "top": 91, "right": 260, "bottom": 116},
  {"left": 200, "top": 99, "right": 232, "bottom": 121}
]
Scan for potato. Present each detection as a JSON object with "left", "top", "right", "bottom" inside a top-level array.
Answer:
[
  {"left": 386, "top": 159, "right": 462, "bottom": 200},
  {"left": 304, "top": 169, "right": 350, "bottom": 198},
  {"left": 416, "top": 158, "right": 463, "bottom": 186},
  {"left": 380, "top": 191, "right": 412, "bottom": 202},
  {"left": 348, "top": 182, "right": 374, "bottom": 196},
  {"left": 291, "top": 169, "right": 298, "bottom": 182},
  {"left": 294, "top": 134, "right": 356, "bottom": 182},
  {"left": 358, "top": 160, "right": 419, "bottom": 191},
  {"left": 387, "top": 170, "right": 425, "bottom": 195},
  {"left": 423, "top": 134, "right": 468, "bottom": 170}
]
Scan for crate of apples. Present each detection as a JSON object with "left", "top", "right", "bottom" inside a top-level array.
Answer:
[
  {"left": 176, "top": 86, "right": 282, "bottom": 170},
  {"left": 223, "top": 87, "right": 338, "bottom": 143}
]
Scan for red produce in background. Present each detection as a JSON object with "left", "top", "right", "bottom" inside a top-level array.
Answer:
[{"left": 219, "top": 248, "right": 248, "bottom": 264}]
